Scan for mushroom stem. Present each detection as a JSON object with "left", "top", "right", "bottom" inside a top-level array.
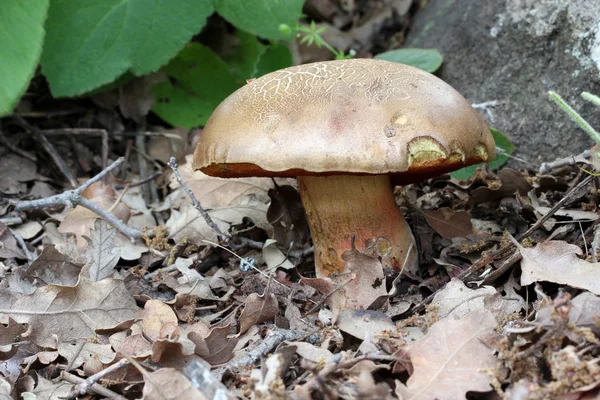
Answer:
[{"left": 297, "top": 175, "right": 417, "bottom": 277}]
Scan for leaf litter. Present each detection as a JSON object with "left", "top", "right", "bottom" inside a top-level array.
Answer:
[{"left": 4, "top": 57, "right": 600, "bottom": 400}]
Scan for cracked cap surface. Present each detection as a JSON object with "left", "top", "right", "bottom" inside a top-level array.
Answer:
[{"left": 193, "top": 58, "right": 495, "bottom": 183}]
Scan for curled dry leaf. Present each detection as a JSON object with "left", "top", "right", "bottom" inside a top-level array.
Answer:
[
  {"left": 117, "top": 334, "right": 153, "bottom": 359},
  {"left": 518, "top": 241, "right": 600, "bottom": 295},
  {"left": 468, "top": 168, "right": 532, "bottom": 206},
  {"left": 421, "top": 207, "right": 474, "bottom": 239},
  {"left": 57, "top": 341, "right": 116, "bottom": 371},
  {"left": 396, "top": 311, "right": 500, "bottom": 400},
  {"left": 142, "top": 300, "right": 179, "bottom": 342},
  {"left": 239, "top": 292, "right": 279, "bottom": 335},
  {"left": 188, "top": 324, "right": 238, "bottom": 366},
  {"left": 266, "top": 183, "right": 308, "bottom": 248},
  {"left": 0, "top": 277, "right": 140, "bottom": 348}
]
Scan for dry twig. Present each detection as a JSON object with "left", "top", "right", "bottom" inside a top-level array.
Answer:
[{"left": 13, "top": 157, "right": 146, "bottom": 240}]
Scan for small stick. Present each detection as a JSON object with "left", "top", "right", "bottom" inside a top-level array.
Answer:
[
  {"left": 12, "top": 115, "right": 78, "bottom": 188},
  {"left": 403, "top": 174, "right": 594, "bottom": 318},
  {"left": 13, "top": 158, "right": 145, "bottom": 241},
  {"left": 61, "top": 366, "right": 129, "bottom": 400},
  {"left": 168, "top": 157, "right": 230, "bottom": 240},
  {"left": 539, "top": 150, "right": 591, "bottom": 175},
  {"left": 0, "top": 124, "right": 36, "bottom": 162}
]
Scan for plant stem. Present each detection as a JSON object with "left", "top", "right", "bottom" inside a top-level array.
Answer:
[{"left": 549, "top": 91, "right": 600, "bottom": 145}]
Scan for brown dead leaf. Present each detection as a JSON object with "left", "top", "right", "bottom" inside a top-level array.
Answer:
[
  {"left": 0, "top": 223, "right": 26, "bottom": 260},
  {"left": 0, "top": 377, "right": 10, "bottom": 398},
  {"left": 0, "top": 277, "right": 140, "bottom": 348},
  {"left": 117, "top": 333, "right": 153, "bottom": 359},
  {"left": 0, "top": 318, "right": 27, "bottom": 360},
  {"left": 58, "top": 182, "right": 130, "bottom": 247},
  {"left": 421, "top": 208, "right": 474, "bottom": 239},
  {"left": 262, "top": 239, "right": 295, "bottom": 271},
  {"left": 266, "top": 183, "right": 308, "bottom": 248},
  {"left": 341, "top": 245, "right": 388, "bottom": 311},
  {"left": 239, "top": 292, "right": 279, "bottom": 335},
  {"left": 81, "top": 219, "right": 120, "bottom": 281},
  {"left": 22, "top": 244, "right": 82, "bottom": 286},
  {"left": 468, "top": 168, "right": 532, "bottom": 206},
  {"left": 0, "top": 154, "right": 37, "bottom": 195},
  {"left": 189, "top": 324, "right": 238, "bottom": 365},
  {"left": 292, "top": 342, "right": 334, "bottom": 364},
  {"left": 57, "top": 341, "right": 116, "bottom": 370},
  {"left": 337, "top": 309, "right": 395, "bottom": 340},
  {"left": 142, "top": 300, "right": 179, "bottom": 342},
  {"left": 142, "top": 367, "right": 208, "bottom": 400},
  {"left": 518, "top": 241, "right": 600, "bottom": 294},
  {"left": 396, "top": 311, "right": 500, "bottom": 400},
  {"left": 432, "top": 278, "right": 497, "bottom": 319},
  {"left": 26, "top": 374, "right": 73, "bottom": 399}
]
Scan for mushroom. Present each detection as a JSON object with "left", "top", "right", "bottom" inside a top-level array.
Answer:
[{"left": 193, "top": 58, "right": 495, "bottom": 277}]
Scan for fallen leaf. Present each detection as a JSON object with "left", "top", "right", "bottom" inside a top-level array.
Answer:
[
  {"left": 81, "top": 219, "right": 120, "bottom": 281},
  {"left": 292, "top": 342, "right": 334, "bottom": 364},
  {"left": 0, "top": 154, "right": 37, "bottom": 195},
  {"left": 0, "top": 277, "right": 140, "bottom": 348},
  {"left": 262, "top": 239, "right": 295, "bottom": 271},
  {"left": 24, "top": 374, "right": 73, "bottom": 399},
  {"left": 421, "top": 208, "right": 474, "bottom": 239},
  {"left": 57, "top": 341, "right": 116, "bottom": 370},
  {"left": 142, "top": 367, "right": 208, "bottom": 400},
  {"left": 468, "top": 168, "right": 531, "bottom": 206},
  {"left": 189, "top": 324, "right": 238, "bottom": 365},
  {"left": 432, "top": 278, "right": 497, "bottom": 319},
  {"left": 0, "top": 377, "right": 10, "bottom": 398},
  {"left": 250, "top": 353, "right": 285, "bottom": 400},
  {"left": 117, "top": 333, "right": 153, "bottom": 359},
  {"left": 239, "top": 292, "right": 279, "bottom": 335},
  {"left": 12, "top": 221, "right": 43, "bottom": 240},
  {"left": 396, "top": 311, "right": 500, "bottom": 400},
  {"left": 142, "top": 300, "right": 179, "bottom": 342},
  {"left": 22, "top": 244, "right": 82, "bottom": 286},
  {"left": 0, "top": 223, "right": 26, "bottom": 260},
  {"left": 337, "top": 309, "right": 395, "bottom": 340},
  {"left": 0, "top": 318, "right": 27, "bottom": 360},
  {"left": 266, "top": 183, "right": 308, "bottom": 248},
  {"left": 518, "top": 241, "right": 600, "bottom": 294}
]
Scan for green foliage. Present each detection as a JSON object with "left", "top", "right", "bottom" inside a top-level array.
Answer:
[
  {"left": 0, "top": 0, "right": 49, "bottom": 117},
  {"left": 213, "top": 0, "right": 304, "bottom": 40},
  {"left": 152, "top": 43, "right": 239, "bottom": 129},
  {"left": 375, "top": 49, "right": 443, "bottom": 73},
  {"left": 297, "top": 21, "right": 353, "bottom": 60},
  {"left": 41, "top": 0, "right": 213, "bottom": 97},
  {"left": 450, "top": 128, "right": 514, "bottom": 180}
]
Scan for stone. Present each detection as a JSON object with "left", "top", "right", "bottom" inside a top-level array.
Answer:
[{"left": 405, "top": 0, "right": 600, "bottom": 167}]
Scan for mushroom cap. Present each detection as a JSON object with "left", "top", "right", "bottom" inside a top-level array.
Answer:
[{"left": 193, "top": 58, "right": 495, "bottom": 183}]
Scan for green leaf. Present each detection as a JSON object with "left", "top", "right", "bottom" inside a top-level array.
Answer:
[
  {"left": 450, "top": 128, "right": 515, "bottom": 180},
  {"left": 152, "top": 43, "right": 240, "bottom": 129},
  {"left": 254, "top": 42, "right": 293, "bottom": 77},
  {"left": 375, "top": 48, "right": 443, "bottom": 73},
  {"left": 41, "top": 0, "right": 214, "bottom": 97},
  {"left": 224, "top": 30, "right": 267, "bottom": 81},
  {"left": 0, "top": 0, "right": 49, "bottom": 117},
  {"left": 213, "top": 0, "right": 304, "bottom": 40}
]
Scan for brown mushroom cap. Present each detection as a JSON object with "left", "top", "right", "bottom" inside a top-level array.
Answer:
[{"left": 193, "top": 58, "right": 495, "bottom": 182}]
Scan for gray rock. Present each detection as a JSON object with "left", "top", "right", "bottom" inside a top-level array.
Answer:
[{"left": 405, "top": 0, "right": 600, "bottom": 168}]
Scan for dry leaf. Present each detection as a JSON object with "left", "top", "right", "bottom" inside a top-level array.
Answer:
[
  {"left": 57, "top": 341, "right": 116, "bottom": 370},
  {"left": 341, "top": 245, "right": 388, "bottom": 311},
  {"left": 421, "top": 208, "right": 474, "bottom": 239},
  {"left": 81, "top": 219, "right": 120, "bottom": 281},
  {"left": 117, "top": 333, "right": 153, "bottom": 359},
  {"left": 142, "top": 368, "right": 208, "bottom": 400},
  {"left": 0, "top": 377, "right": 10, "bottom": 398},
  {"left": 12, "top": 221, "right": 43, "bottom": 240},
  {"left": 266, "top": 183, "right": 308, "bottom": 248},
  {"left": 24, "top": 374, "right": 73, "bottom": 399},
  {"left": 337, "top": 309, "right": 395, "bottom": 340},
  {"left": 142, "top": 300, "right": 179, "bottom": 342},
  {"left": 292, "top": 342, "right": 334, "bottom": 364},
  {"left": 396, "top": 311, "right": 500, "bottom": 400},
  {"left": 468, "top": 168, "right": 531, "bottom": 206},
  {"left": 0, "top": 277, "right": 139, "bottom": 348},
  {"left": 519, "top": 241, "right": 600, "bottom": 294},
  {"left": 239, "top": 292, "right": 279, "bottom": 335},
  {"left": 0, "top": 318, "right": 27, "bottom": 360},
  {"left": 262, "top": 239, "right": 295, "bottom": 271},
  {"left": 0, "top": 223, "right": 26, "bottom": 260},
  {"left": 0, "top": 154, "right": 37, "bottom": 195},
  {"left": 22, "top": 244, "right": 82, "bottom": 286},
  {"left": 432, "top": 278, "right": 497, "bottom": 319},
  {"left": 250, "top": 353, "right": 285, "bottom": 400},
  {"left": 189, "top": 324, "right": 238, "bottom": 365}
]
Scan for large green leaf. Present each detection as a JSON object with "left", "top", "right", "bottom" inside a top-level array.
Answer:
[
  {"left": 450, "top": 128, "right": 515, "bottom": 180},
  {"left": 375, "top": 48, "right": 443, "bottom": 73},
  {"left": 254, "top": 42, "right": 293, "bottom": 78},
  {"left": 152, "top": 43, "right": 240, "bottom": 129},
  {"left": 213, "top": 0, "right": 303, "bottom": 40},
  {"left": 41, "top": 0, "right": 214, "bottom": 97},
  {"left": 0, "top": 0, "right": 49, "bottom": 117}
]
